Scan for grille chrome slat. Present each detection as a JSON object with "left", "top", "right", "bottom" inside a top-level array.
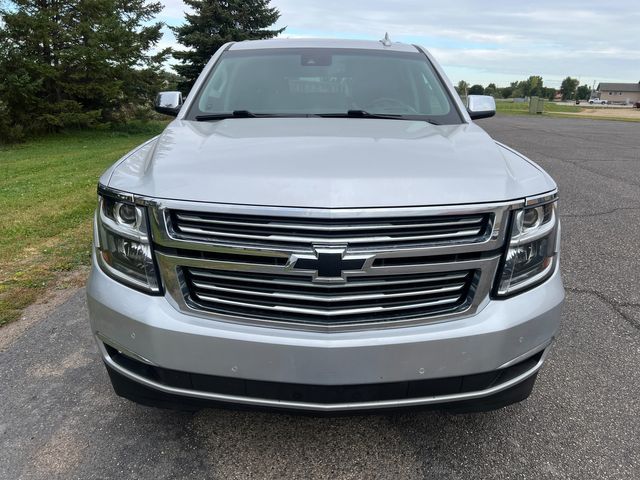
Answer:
[
  {"left": 175, "top": 213, "right": 485, "bottom": 231},
  {"left": 190, "top": 279, "right": 466, "bottom": 303},
  {"left": 188, "top": 269, "right": 470, "bottom": 289},
  {"left": 193, "top": 292, "right": 462, "bottom": 317},
  {"left": 175, "top": 225, "right": 483, "bottom": 245}
]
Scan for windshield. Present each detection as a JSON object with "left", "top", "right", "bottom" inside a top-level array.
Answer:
[{"left": 187, "top": 48, "right": 462, "bottom": 124}]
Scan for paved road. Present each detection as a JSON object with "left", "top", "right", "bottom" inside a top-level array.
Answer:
[{"left": 1, "top": 116, "right": 639, "bottom": 480}]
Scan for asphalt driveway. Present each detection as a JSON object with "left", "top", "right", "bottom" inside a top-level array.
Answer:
[{"left": 1, "top": 115, "right": 639, "bottom": 479}]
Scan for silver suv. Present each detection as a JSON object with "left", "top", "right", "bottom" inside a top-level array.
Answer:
[{"left": 87, "top": 38, "right": 564, "bottom": 413}]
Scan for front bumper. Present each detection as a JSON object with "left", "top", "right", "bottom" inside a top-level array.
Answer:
[{"left": 87, "top": 259, "right": 564, "bottom": 411}]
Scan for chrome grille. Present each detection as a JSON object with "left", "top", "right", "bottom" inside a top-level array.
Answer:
[
  {"left": 169, "top": 210, "right": 491, "bottom": 248},
  {"left": 151, "top": 201, "right": 514, "bottom": 331},
  {"left": 183, "top": 267, "right": 475, "bottom": 325}
]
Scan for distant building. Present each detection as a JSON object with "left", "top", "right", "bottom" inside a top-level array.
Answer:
[{"left": 596, "top": 82, "right": 640, "bottom": 104}]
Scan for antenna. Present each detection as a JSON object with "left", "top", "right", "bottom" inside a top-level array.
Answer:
[{"left": 380, "top": 32, "right": 392, "bottom": 47}]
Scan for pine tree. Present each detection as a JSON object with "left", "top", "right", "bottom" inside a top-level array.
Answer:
[
  {"left": 172, "top": 0, "right": 284, "bottom": 93},
  {"left": 0, "top": 0, "right": 170, "bottom": 139}
]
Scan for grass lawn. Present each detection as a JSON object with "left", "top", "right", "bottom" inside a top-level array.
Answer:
[
  {"left": 495, "top": 100, "right": 640, "bottom": 122},
  {"left": 496, "top": 101, "right": 582, "bottom": 114},
  {"left": 0, "top": 123, "right": 167, "bottom": 327}
]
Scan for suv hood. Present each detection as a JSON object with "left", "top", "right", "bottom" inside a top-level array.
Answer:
[{"left": 105, "top": 118, "right": 555, "bottom": 208}]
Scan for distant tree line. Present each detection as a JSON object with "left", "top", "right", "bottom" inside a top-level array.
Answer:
[
  {"left": 455, "top": 76, "right": 592, "bottom": 102},
  {"left": 0, "top": 0, "right": 283, "bottom": 143}
]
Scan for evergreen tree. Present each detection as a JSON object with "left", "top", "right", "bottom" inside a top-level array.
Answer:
[
  {"left": 0, "top": 0, "right": 169, "bottom": 139},
  {"left": 172, "top": 0, "right": 284, "bottom": 93}
]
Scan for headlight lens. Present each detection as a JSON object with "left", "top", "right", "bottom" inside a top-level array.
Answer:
[
  {"left": 95, "top": 194, "right": 160, "bottom": 293},
  {"left": 496, "top": 200, "right": 558, "bottom": 296}
]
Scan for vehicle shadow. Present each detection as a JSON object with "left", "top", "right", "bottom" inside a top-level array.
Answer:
[{"left": 135, "top": 397, "right": 531, "bottom": 479}]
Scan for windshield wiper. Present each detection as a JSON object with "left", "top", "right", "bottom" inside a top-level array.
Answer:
[
  {"left": 195, "top": 110, "right": 441, "bottom": 124},
  {"left": 317, "top": 110, "right": 402, "bottom": 120},
  {"left": 195, "top": 111, "right": 325, "bottom": 121},
  {"left": 195, "top": 110, "right": 259, "bottom": 121},
  {"left": 318, "top": 110, "right": 441, "bottom": 125}
]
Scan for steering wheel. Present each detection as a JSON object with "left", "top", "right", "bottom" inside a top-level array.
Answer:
[{"left": 366, "top": 97, "right": 418, "bottom": 114}]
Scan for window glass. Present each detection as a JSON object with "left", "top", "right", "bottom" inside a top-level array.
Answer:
[{"left": 189, "top": 48, "right": 461, "bottom": 124}]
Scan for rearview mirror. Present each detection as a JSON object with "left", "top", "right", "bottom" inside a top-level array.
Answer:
[
  {"left": 467, "top": 95, "right": 496, "bottom": 120},
  {"left": 154, "top": 91, "right": 183, "bottom": 117}
]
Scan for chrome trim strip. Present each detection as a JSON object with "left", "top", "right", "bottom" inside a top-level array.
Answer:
[
  {"left": 99, "top": 341, "right": 548, "bottom": 412},
  {"left": 367, "top": 256, "right": 500, "bottom": 276},
  {"left": 157, "top": 252, "right": 499, "bottom": 279},
  {"left": 96, "top": 333, "right": 156, "bottom": 366},
  {"left": 175, "top": 212, "right": 486, "bottom": 230},
  {"left": 525, "top": 190, "right": 558, "bottom": 207},
  {"left": 194, "top": 292, "right": 461, "bottom": 317},
  {"left": 188, "top": 269, "right": 470, "bottom": 289},
  {"left": 498, "top": 338, "right": 553, "bottom": 369},
  {"left": 175, "top": 224, "right": 484, "bottom": 245},
  {"left": 191, "top": 280, "right": 465, "bottom": 302}
]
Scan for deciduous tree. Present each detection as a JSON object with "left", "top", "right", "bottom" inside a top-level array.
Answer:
[
  {"left": 455, "top": 80, "right": 469, "bottom": 96},
  {"left": 500, "top": 86, "right": 514, "bottom": 99},
  {"left": 484, "top": 83, "right": 497, "bottom": 96},
  {"left": 468, "top": 84, "right": 484, "bottom": 95},
  {"left": 560, "top": 76, "right": 580, "bottom": 101},
  {"left": 576, "top": 84, "right": 591, "bottom": 100}
]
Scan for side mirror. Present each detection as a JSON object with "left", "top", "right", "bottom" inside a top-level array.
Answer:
[
  {"left": 466, "top": 95, "right": 496, "bottom": 120},
  {"left": 154, "top": 91, "right": 183, "bottom": 117}
]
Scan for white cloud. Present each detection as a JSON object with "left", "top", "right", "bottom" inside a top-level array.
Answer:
[{"left": 158, "top": 0, "right": 640, "bottom": 87}]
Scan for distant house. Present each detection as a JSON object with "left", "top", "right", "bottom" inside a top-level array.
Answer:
[{"left": 596, "top": 82, "right": 640, "bottom": 104}]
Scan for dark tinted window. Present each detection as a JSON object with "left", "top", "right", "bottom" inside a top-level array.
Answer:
[{"left": 188, "top": 48, "right": 462, "bottom": 124}]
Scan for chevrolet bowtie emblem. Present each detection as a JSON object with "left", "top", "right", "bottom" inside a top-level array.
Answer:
[{"left": 288, "top": 246, "right": 373, "bottom": 283}]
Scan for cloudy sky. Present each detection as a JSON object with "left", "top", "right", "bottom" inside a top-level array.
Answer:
[{"left": 159, "top": 0, "right": 639, "bottom": 88}]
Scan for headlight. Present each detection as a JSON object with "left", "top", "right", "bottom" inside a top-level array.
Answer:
[
  {"left": 95, "top": 193, "right": 160, "bottom": 293},
  {"left": 496, "top": 199, "right": 558, "bottom": 296}
]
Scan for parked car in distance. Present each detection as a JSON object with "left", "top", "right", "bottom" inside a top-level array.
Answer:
[
  {"left": 87, "top": 37, "right": 564, "bottom": 414},
  {"left": 589, "top": 98, "right": 608, "bottom": 105},
  {"left": 633, "top": 102, "right": 640, "bottom": 109}
]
